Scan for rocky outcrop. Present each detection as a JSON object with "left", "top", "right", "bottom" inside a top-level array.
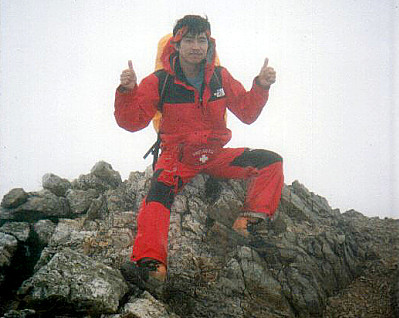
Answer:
[
  {"left": 42, "top": 173, "right": 72, "bottom": 197},
  {"left": 18, "top": 248, "right": 128, "bottom": 315},
  {"left": 0, "top": 161, "right": 398, "bottom": 317}
]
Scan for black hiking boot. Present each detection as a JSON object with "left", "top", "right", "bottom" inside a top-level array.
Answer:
[
  {"left": 232, "top": 215, "right": 266, "bottom": 238},
  {"left": 120, "top": 258, "right": 167, "bottom": 294}
]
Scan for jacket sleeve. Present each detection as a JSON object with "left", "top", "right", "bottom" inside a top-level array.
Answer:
[
  {"left": 221, "top": 68, "right": 270, "bottom": 125},
  {"left": 114, "top": 73, "right": 159, "bottom": 132}
]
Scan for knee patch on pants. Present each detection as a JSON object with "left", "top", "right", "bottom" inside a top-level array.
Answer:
[
  {"left": 145, "top": 169, "right": 182, "bottom": 209},
  {"left": 230, "top": 149, "right": 283, "bottom": 169}
]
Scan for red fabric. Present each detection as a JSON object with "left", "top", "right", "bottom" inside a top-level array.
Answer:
[
  {"left": 114, "top": 36, "right": 269, "bottom": 149},
  {"left": 132, "top": 201, "right": 171, "bottom": 264},
  {"left": 131, "top": 148, "right": 284, "bottom": 265},
  {"left": 173, "top": 26, "right": 188, "bottom": 42}
]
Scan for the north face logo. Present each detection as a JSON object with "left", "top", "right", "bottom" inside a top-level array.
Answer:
[{"left": 214, "top": 88, "right": 225, "bottom": 98}]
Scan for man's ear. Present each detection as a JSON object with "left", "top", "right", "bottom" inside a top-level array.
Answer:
[{"left": 174, "top": 42, "right": 180, "bottom": 51}]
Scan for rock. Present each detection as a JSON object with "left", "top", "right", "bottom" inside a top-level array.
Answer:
[
  {"left": 0, "top": 224, "right": 41, "bottom": 313},
  {"left": 72, "top": 173, "right": 111, "bottom": 192},
  {"left": 0, "top": 232, "right": 19, "bottom": 291},
  {"left": 164, "top": 175, "right": 295, "bottom": 317},
  {"left": 122, "top": 291, "right": 180, "bottom": 318},
  {"left": 91, "top": 161, "right": 122, "bottom": 188},
  {"left": 0, "top": 222, "right": 30, "bottom": 242},
  {"left": 205, "top": 179, "right": 245, "bottom": 227},
  {"left": 1, "top": 189, "right": 28, "bottom": 209},
  {"left": 42, "top": 173, "right": 72, "bottom": 197},
  {"left": 33, "top": 220, "right": 56, "bottom": 246},
  {"left": 105, "top": 185, "right": 136, "bottom": 213},
  {"left": 71, "top": 161, "right": 122, "bottom": 193},
  {"left": 238, "top": 246, "right": 290, "bottom": 312},
  {"left": 0, "top": 232, "right": 18, "bottom": 268},
  {"left": 34, "top": 211, "right": 134, "bottom": 271},
  {"left": 164, "top": 175, "right": 386, "bottom": 317},
  {"left": 66, "top": 188, "right": 98, "bottom": 215},
  {"left": 1, "top": 309, "right": 36, "bottom": 318},
  {"left": 0, "top": 163, "right": 398, "bottom": 317},
  {"left": 17, "top": 248, "right": 128, "bottom": 315},
  {"left": 0, "top": 190, "right": 70, "bottom": 222},
  {"left": 87, "top": 195, "right": 108, "bottom": 220},
  {"left": 127, "top": 170, "right": 151, "bottom": 209},
  {"left": 395, "top": 268, "right": 399, "bottom": 317}
]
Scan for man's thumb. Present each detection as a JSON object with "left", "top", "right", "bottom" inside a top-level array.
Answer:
[
  {"left": 128, "top": 60, "right": 133, "bottom": 70},
  {"left": 263, "top": 58, "right": 269, "bottom": 68}
]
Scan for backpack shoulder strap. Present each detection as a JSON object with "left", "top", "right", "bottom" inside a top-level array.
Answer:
[
  {"left": 154, "top": 70, "right": 173, "bottom": 112},
  {"left": 143, "top": 71, "right": 172, "bottom": 169}
]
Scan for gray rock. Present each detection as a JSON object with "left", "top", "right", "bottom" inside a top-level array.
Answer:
[
  {"left": 0, "top": 190, "right": 71, "bottom": 222},
  {"left": 238, "top": 246, "right": 289, "bottom": 310},
  {"left": 33, "top": 220, "right": 56, "bottom": 246},
  {"left": 71, "top": 161, "right": 123, "bottom": 193},
  {"left": 1, "top": 309, "right": 36, "bottom": 318},
  {"left": 165, "top": 175, "right": 295, "bottom": 318},
  {"left": 17, "top": 248, "right": 128, "bottom": 315},
  {"left": 91, "top": 161, "right": 122, "bottom": 188},
  {"left": 205, "top": 179, "right": 244, "bottom": 227},
  {"left": 66, "top": 188, "right": 98, "bottom": 215},
  {"left": 122, "top": 291, "right": 180, "bottom": 318},
  {"left": 42, "top": 173, "right": 72, "bottom": 197},
  {"left": 1, "top": 188, "right": 28, "bottom": 209},
  {"left": 164, "top": 174, "right": 385, "bottom": 317},
  {"left": 127, "top": 169, "right": 152, "bottom": 209},
  {"left": 72, "top": 173, "right": 108, "bottom": 192},
  {"left": 0, "top": 232, "right": 18, "bottom": 268},
  {"left": 0, "top": 163, "right": 398, "bottom": 317},
  {"left": 105, "top": 185, "right": 136, "bottom": 213},
  {"left": 87, "top": 195, "right": 108, "bottom": 220},
  {"left": 395, "top": 268, "right": 399, "bottom": 317},
  {"left": 34, "top": 211, "right": 134, "bottom": 272},
  {"left": 0, "top": 222, "right": 30, "bottom": 242}
]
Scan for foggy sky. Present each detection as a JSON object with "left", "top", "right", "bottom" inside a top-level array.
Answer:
[{"left": 1, "top": 0, "right": 398, "bottom": 218}]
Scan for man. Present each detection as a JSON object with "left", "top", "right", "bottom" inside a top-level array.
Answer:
[{"left": 114, "top": 15, "right": 283, "bottom": 289}]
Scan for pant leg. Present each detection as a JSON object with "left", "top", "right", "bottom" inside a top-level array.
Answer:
[
  {"left": 205, "top": 148, "right": 284, "bottom": 217},
  {"left": 131, "top": 150, "right": 197, "bottom": 265}
]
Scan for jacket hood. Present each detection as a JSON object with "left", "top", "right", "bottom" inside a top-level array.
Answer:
[{"left": 160, "top": 34, "right": 217, "bottom": 83}]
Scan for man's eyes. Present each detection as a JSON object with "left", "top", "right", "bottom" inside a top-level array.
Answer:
[{"left": 183, "top": 38, "right": 207, "bottom": 44}]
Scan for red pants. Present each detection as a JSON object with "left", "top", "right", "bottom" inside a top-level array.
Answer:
[{"left": 131, "top": 147, "right": 284, "bottom": 265}]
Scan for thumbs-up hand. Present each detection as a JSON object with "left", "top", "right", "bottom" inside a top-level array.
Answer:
[
  {"left": 120, "top": 60, "right": 137, "bottom": 91},
  {"left": 257, "top": 58, "right": 276, "bottom": 88}
]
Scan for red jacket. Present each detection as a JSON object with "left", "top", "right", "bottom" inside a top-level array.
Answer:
[{"left": 114, "top": 37, "right": 270, "bottom": 148}]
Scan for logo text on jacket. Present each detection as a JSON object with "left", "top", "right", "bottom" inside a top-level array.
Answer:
[{"left": 214, "top": 88, "right": 225, "bottom": 98}]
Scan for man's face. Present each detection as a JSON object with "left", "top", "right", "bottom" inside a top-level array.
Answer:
[{"left": 177, "top": 32, "right": 209, "bottom": 66}]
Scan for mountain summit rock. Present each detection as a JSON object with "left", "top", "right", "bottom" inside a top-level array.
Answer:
[{"left": 0, "top": 161, "right": 398, "bottom": 317}]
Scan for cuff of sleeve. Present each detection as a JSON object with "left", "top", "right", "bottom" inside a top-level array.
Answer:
[{"left": 116, "top": 85, "right": 136, "bottom": 95}]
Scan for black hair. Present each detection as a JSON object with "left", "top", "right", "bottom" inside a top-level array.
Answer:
[{"left": 173, "top": 15, "right": 211, "bottom": 37}]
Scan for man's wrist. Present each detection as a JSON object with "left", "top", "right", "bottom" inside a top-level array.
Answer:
[{"left": 117, "top": 85, "right": 135, "bottom": 93}]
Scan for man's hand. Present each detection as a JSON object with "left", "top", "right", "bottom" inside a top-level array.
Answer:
[
  {"left": 257, "top": 58, "right": 276, "bottom": 88},
  {"left": 119, "top": 60, "right": 137, "bottom": 91}
]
